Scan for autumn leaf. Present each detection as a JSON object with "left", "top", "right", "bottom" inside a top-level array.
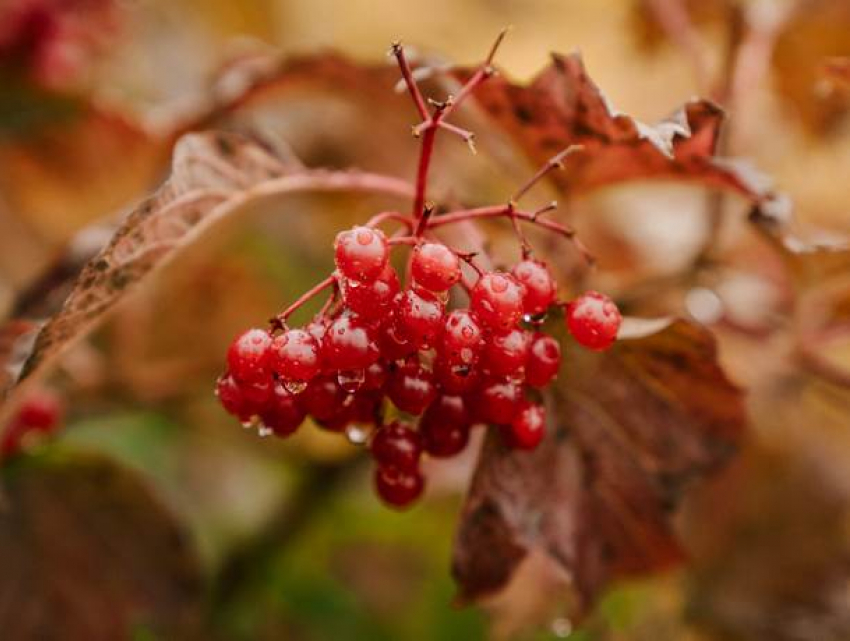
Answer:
[
  {"left": 453, "top": 319, "right": 745, "bottom": 615},
  {"left": 0, "top": 451, "right": 202, "bottom": 640}
]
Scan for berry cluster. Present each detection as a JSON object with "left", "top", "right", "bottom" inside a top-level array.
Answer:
[{"left": 214, "top": 36, "right": 623, "bottom": 509}]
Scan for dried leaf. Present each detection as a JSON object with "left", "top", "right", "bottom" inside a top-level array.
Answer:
[
  {"left": 453, "top": 319, "right": 745, "bottom": 615},
  {"left": 0, "top": 452, "right": 201, "bottom": 640}
]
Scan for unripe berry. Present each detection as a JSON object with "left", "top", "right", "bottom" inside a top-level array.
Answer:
[
  {"left": 440, "top": 310, "right": 484, "bottom": 366},
  {"left": 334, "top": 226, "right": 389, "bottom": 282},
  {"left": 482, "top": 328, "right": 531, "bottom": 377},
  {"left": 387, "top": 361, "right": 437, "bottom": 415},
  {"left": 271, "top": 329, "right": 321, "bottom": 384},
  {"left": 411, "top": 242, "right": 461, "bottom": 292},
  {"left": 502, "top": 402, "right": 546, "bottom": 450},
  {"left": 471, "top": 272, "right": 526, "bottom": 333},
  {"left": 322, "top": 315, "right": 380, "bottom": 370},
  {"left": 420, "top": 395, "right": 470, "bottom": 458},
  {"left": 526, "top": 333, "right": 561, "bottom": 387},
  {"left": 394, "top": 288, "right": 444, "bottom": 349},
  {"left": 512, "top": 259, "right": 556, "bottom": 316},
  {"left": 227, "top": 328, "right": 273, "bottom": 383},
  {"left": 566, "top": 291, "right": 621, "bottom": 351},
  {"left": 374, "top": 464, "right": 424, "bottom": 508},
  {"left": 371, "top": 421, "right": 422, "bottom": 470}
]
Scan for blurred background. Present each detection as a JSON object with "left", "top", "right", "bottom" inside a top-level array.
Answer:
[{"left": 0, "top": 0, "right": 849, "bottom": 639}]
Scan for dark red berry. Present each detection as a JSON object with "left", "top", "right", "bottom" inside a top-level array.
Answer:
[
  {"left": 512, "top": 259, "right": 557, "bottom": 316},
  {"left": 379, "top": 319, "right": 418, "bottom": 361},
  {"left": 226, "top": 328, "right": 272, "bottom": 383},
  {"left": 566, "top": 291, "right": 621, "bottom": 351},
  {"left": 301, "top": 375, "right": 347, "bottom": 422},
  {"left": 440, "top": 309, "right": 484, "bottom": 366},
  {"left": 334, "top": 226, "right": 389, "bottom": 282},
  {"left": 260, "top": 384, "right": 307, "bottom": 437},
  {"left": 502, "top": 402, "right": 546, "bottom": 450},
  {"left": 271, "top": 328, "right": 321, "bottom": 383},
  {"left": 322, "top": 315, "right": 380, "bottom": 370},
  {"left": 482, "top": 328, "right": 531, "bottom": 377},
  {"left": 386, "top": 362, "right": 436, "bottom": 415},
  {"left": 526, "top": 333, "right": 561, "bottom": 387},
  {"left": 216, "top": 372, "right": 250, "bottom": 420},
  {"left": 342, "top": 264, "right": 400, "bottom": 323},
  {"left": 394, "top": 288, "right": 444, "bottom": 349},
  {"left": 467, "top": 379, "right": 523, "bottom": 425},
  {"left": 374, "top": 465, "right": 424, "bottom": 508},
  {"left": 361, "top": 360, "right": 388, "bottom": 391},
  {"left": 470, "top": 272, "right": 526, "bottom": 333},
  {"left": 371, "top": 421, "right": 422, "bottom": 470},
  {"left": 411, "top": 242, "right": 461, "bottom": 292},
  {"left": 317, "top": 389, "right": 381, "bottom": 432},
  {"left": 420, "top": 395, "right": 470, "bottom": 458},
  {"left": 434, "top": 357, "right": 481, "bottom": 395}
]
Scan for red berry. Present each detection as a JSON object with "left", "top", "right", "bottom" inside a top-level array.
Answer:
[
  {"left": 420, "top": 395, "right": 470, "bottom": 458},
  {"left": 371, "top": 421, "right": 422, "bottom": 470},
  {"left": 374, "top": 465, "right": 424, "bottom": 508},
  {"left": 394, "top": 288, "right": 444, "bottom": 349},
  {"left": 378, "top": 319, "right": 418, "bottom": 361},
  {"left": 482, "top": 328, "right": 531, "bottom": 377},
  {"left": 15, "top": 391, "right": 62, "bottom": 431},
  {"left": 434, "top": 357, "right": 481, "bottom": 395},
  {"left": 361, "top": 360, "right": 388, "bottom": 391},
  {"left": 216, "top": 372, "right": 250, "bottom": 420},
  {"left": 411, "top": 242, "right": 460, "bottom": 292},
  {"left": 305, "top": 318, "right": 329, "bottom": 345},
  {"left": 227, "top": 328, "right": 273, "bottom": 383},
  {"left": 260, "top": 384, "right": 307, "bottom": 437},
  {"left": 470, "top": 272, "right": 526, "bottom": 333},
  {"left": 386, "top": 361, "right": 436, "bottom": 415},
  {"left": 467, "top": 379, "right": 523, "bottom": 425},
  {"left": 502, "top": 402, "right": 546, "bottom": 450},
  {"left": 317, "top": 390, "right": 382, "bottom": 432},
  {"left": 440, "top": 309, "right": 484, "bottom": 366},
  {"left": 334, "top": 226, "right": 389, "bottom": 282},
  {"left": 301, "top": 375, "right": 347, "bottom": 422},
  {"left": 512, "top": 259, "right": 557, "bottom": 316},
  {"left": 566, "top": 291, "right": 621, "bottom": 351},
  {"left": 271, "top": 329, "right": 321, "bottom": 383},
  {"left": 342, "top": 264, "right": 400, "bottom": 323},
  {"left": 526, "top": 333, "right": 561, "bottom": 387},
  {"left": 322, "top": 315, "right": 380, "bottom": 370}
]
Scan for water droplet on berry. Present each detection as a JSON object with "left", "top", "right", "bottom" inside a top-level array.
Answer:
[
  {"left": 257, "top": 424, "right": 273, "bottom": 438},
  {"left": 240, "top": 418, "right": 255, "bottom": 430},
  {"left": 345, "top": 423, "right": 371, "bottom": 445},
  {"left": 337, "top": 369, "right": 365, "bottom": 393},
  {"left": 356, "top": 228, "right": 374, "bottom": 245},
  {"left": 282, "top": 379, "right": 308, "bottom": 394}
]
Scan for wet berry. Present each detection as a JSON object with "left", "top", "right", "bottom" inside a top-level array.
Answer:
[
  {"left": 342, "top": 264, "right": 400, "bottom": 323},
  {"left": 467, "top": 379, "right": 523, "bottom": 425},
  {"left": 260, "top": 384, "right": 307, "bottom": 437},
  {"left": 386, "top": 361, "right": 436, "bottom": 415},
  {"left": 512, "top": 259, "right": 556, "bottom": 316},
  {"left": 566, "top": 291, "right": 621, "bottom": 351},
  {"left": 526, "top": 333, "right": 561, "bottom": 387},
  {"left": 471, "top": 272, "right": 526, "bottom": 333},
  {"left": 271, "top": 329, "right": 321, "bottom": 384},
  {"left": 334, "top": 226, "right": 389, "bottom": 282},
  {"left": 411, "top": 242, "right": 461, "bottom": 292},
  {"left": 371, "top": 421, "right": 422, "bottom": 470},
  {"left": 374, "top": 465, "right": 424, "bottom": 508},
  {"left": 227, "top": 328, "right": 272, "bottom": 383},
  {"left": 502, "top": 402, "right": 546, "bottom": 450},
  {"left": 394, "top": 288, "right": 444, "bottom": 349},
  {"left": 482, "top": 328, "right": 531, "bottom": 377},
  {"left": 440, "top": 309, "right": 484, "bottom": 366},
  {"left": 322, "top": 315, "right": 380, "bottom": 370},
  {"left": 420, "top": 395, "right": 470, "bottom": 458}
]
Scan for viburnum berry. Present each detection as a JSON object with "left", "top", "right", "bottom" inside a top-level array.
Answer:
[
  {"left": 342, "top": 264, "right": 400, "bottom": 324},
  {"left": 271, "top": 329, "right": 321, "bottom": 384},
  {"left": 386, "top": 361, "right": 436, "bottom": 415},
  {"left": 260, "top": 384, "right": 307, "bottom": 437},
  {"left": 566, "top": 290, "right": 621, "bottom": 351},
  {"left": 301, "top": 375, "right": 347, "bottom": 422},
  {"left": 379, "top": 319, "right": 418, "bottom": 361},
  {"left": 525, "top": 333, "right": 561, "bottom": 387},
  {"left": 371, "top": 421, "right": 422, "bottom": 470},
  {"left": 501, "top": 401, "right": 546, "bottom": 450},
  {"left": 434, "top": 357, "right": 481, "bottom": 395},
  {"left": 411, "top": 242, "right": 461, "bottom": 292},
  {"left": 440, "top": 309, "right": 484, "bottom": 366},
  {"left": 482, "top": 328, "right": 531, "bottom": 377},
  {"left": 216, "top": 372, "right": 252, "bottom": 420},
  {"left": 317, "top": 389, "right": 381, "bottom": 432},
  {"left": 361, "top": 360, "right": 388, "bottom": 391},
  {"left": 227, "top": 328, "right": 273, "bottom": 383},
  {"left": 512, "top": 259, "right": 556, "bottom": 316},
  {"left": 393, "top": 288, "right": 445, "bottom": 349},
  {"left": 237, "top": 376, "right": 274, "bottom": 408},
  {"left": 470, "top": 271, "right": 526, "bottom": 333},
  {"left": 420, "top": 395, "right": 470, "bottom": 458},
  {"left": 374, "top": 464, "right": 424, "bottom": 508},
  {"left": 466, "top": 379, "right": 523, "bottom": 425},
  {"left": 322, "top": 314, "right": 380, "bottom": 370},
  {"left": 334, "top": 226, "right": 389, "bottom": 282}
]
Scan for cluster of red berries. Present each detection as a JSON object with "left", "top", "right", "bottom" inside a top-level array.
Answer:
[{"left": 216, "top": 225, "right": 621, "bottom": 508}]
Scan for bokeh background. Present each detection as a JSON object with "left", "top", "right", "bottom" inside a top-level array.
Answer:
[{"left": 1, "top": 0, "right": 849, "bottom": 639}]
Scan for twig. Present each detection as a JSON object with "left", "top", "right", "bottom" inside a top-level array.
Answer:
[{"left": 271, "top": 274, "right": 336, "bottom": 329}]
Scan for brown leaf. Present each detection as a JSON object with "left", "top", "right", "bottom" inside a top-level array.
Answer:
[
  {"left": 459, "top": 52, "right": 771, "bottom": 202},
  {"left": 453, "top": 319, "right": 745, "bottom": 615},
  {"left": 0, "top": 452, "right": 202, "bottom": 640}
]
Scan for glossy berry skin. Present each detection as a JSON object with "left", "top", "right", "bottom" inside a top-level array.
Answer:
[
  {"left": 334, "top": 226, "right": 389, "bottom": 282},
  {"left": 434, "top": 357, "right": 481, "bottom": 395},
  {"left": 502, "top": 402, "right": 546, "bottom": 450},
  {"left": 374, "top": 465, "right": 424, "bottom": 508},
  {"left": 470, "top": 272, "right": 526, "bottom": 333},
  {"left": 420, "top": 395, "right": 470, "bottom": 458},
  {"left": 566, "top": 291, "right": 621, "bottom": 351},
  {"left": 371, "top": 421, "right": 422, "bottom": 470},
  {"left": 301, "top": 375, "right": 347, "bottom": 422},
  {"left": 227, "top": 328, "right": 273, "bottom": 383},
  {"left": 379, "top": 320, "right": 418, "bottom": 361},
  {"left": 342, "top": 265, "right": 400, "bottom": 324},
  {"left": 322, "top": 315, "right": 380, "bottom": 370},
  {"left": 526, "top": 333, "right": 561, "bottom": 388},
  {"left": 512, "top": 260, "right": 557, "bottom": 316},
  {"left": 411, "top": 242, "right": 461, "bottom": 292},
  {"left": 482, "top": 328, "right": 531, "bottom": 377},
  {"left": 386, "top": 362, "right": 437, "bottom": 415},
  {"left": 467, "top": 379, "right": 523, "bottom": 425},
  {"left": 260, "top": 384, "right": 307, "bottom": 437},
  {"left": 394, "top": 288, "right": 444, "bottom": 349},
  {"left": 317, "top": 389, "right": 381, "bottom": 432},
  {"left": 271, "top": 329, "right": 321, "bottom": 383},
  {"left": 361, "top": 360, "right": 388, "bottom": 391},
  {"left": 440, "top": 310, "right": 484, "bottom": 366},
  {"left": 216, "top": 372, "right": 251, "bottom": 420}
]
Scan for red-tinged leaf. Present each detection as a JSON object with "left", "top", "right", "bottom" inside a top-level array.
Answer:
[
  {"left": 453, "top": 319, "right": 745, "bottom": 615},
  {"left": 0, "top": 130, "right": 411, "bottom": 421},
  {"left": 0, "top": 452, "right": 202, "bottom": 640},
  {"left": 458, "top": 52, "right": 774, "bottom": 202}
]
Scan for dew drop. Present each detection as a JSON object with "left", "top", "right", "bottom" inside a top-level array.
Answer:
[
  {"left": 338, "top": 369, "right": 365, "bottom": 393},
  {"left": 257, "top": 425, "right": 273, "bottom": 438},
  {"left": 283, "top": 378, "right": 308, "bottom": 394},
  {"left": 345, "top": 423, "right": 371, "bottom": 445}
]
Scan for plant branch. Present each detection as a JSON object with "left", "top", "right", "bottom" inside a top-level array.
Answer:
[{"left": 271, "top": 275, "right": 336, "bottom": 329}]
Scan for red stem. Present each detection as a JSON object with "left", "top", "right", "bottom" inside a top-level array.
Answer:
[
  {"left": 273, "top": 274, "right": 337, "bottom": 327},
  {"left": 412, "top": 125, "right": 437, "bottom": 220}
]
